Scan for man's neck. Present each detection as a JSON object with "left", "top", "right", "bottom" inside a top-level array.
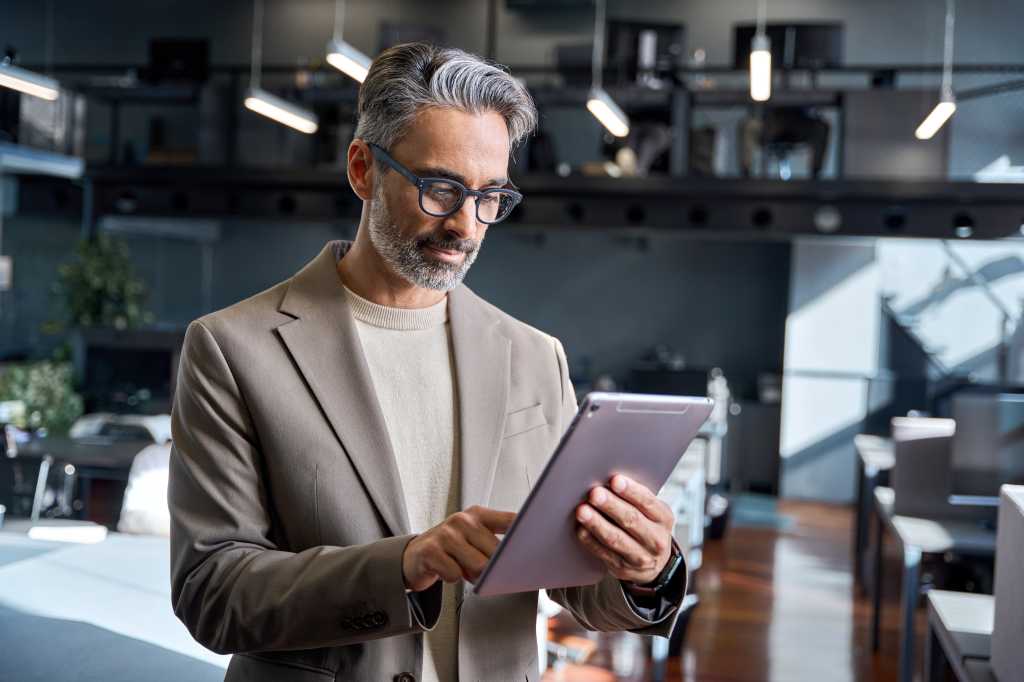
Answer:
[{"left": 337, "top": 232, "right": 448, "bottom": 309}]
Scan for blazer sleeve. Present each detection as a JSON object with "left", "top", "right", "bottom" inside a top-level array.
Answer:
[
  {"left": 543, "top": 337, "right": 688, "bottom": 638},
  {"left": 168, "top": 320, "right": 442, "bottom": 655}
]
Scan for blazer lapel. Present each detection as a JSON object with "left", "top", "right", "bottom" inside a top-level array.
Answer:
[
  {"left": 449, "top": 285, "right": 511, "bottom": 510},
  {"left": 276, "top": 241, "right": 411, "bottom": 538}
]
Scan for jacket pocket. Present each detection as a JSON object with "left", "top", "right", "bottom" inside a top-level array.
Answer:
[{"left": 503, "top": 403, "right": 547, "bottom": 439}]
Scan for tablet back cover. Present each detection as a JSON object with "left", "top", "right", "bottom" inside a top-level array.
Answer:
[{"left": 475, "top": 392, "right": 713, "bottom": 596}]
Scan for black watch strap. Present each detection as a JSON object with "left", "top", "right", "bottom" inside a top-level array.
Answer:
[{"left": 630, "top": 545, "right": 684, "bottom": 596}]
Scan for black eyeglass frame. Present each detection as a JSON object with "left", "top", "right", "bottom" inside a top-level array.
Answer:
[{"left": 368, "top": 143, "right": 523, "bottom": 225}]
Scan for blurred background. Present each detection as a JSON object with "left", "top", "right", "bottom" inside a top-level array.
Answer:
[{"left": 1, "top": 1, "right": 1023, "bottom": 680}]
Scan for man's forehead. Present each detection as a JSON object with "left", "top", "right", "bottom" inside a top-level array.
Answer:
[{"left": 395, "top": 108, "right": 511, "bottom": 182}]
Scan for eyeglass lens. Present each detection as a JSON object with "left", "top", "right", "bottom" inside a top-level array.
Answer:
[{"left": 420, "top": 180, "right": 517, "bottom": 223}]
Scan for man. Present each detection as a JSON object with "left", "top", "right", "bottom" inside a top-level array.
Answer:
[{"left": 169, "top": 43, "right": 686, "bottom": 682}]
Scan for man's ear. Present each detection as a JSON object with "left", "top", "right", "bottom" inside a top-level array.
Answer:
[{"left": 347, "top": 139, "right": 375, "bottom": 202}]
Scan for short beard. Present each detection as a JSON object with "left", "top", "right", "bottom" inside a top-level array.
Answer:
[{"left": 366, "top": 180, "right": 480, "bottom": 292}]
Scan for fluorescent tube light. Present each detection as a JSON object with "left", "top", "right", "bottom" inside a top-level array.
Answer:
[
  {"left": 915, "top": 98, "right": 956, "bottom": 140},
  {"left": 750, "top": 34, "right": 772, "bottom": 102},
  {"left": 917, "top": 0, "right": 958, "bottom": 140},
  {"left": 0, "top": 62, "right": 59, "bottom": 101},
  {"left": 0, "top": 143, "right": 83, "bottom": 178},
  {"left": 244, "top": 86, "right": 318, "bottom": 134},
  {"left": 587, "top": 87, "right": 630, "bottom": 138},
  {"left": 326, "top": 39, "right": 371, "bottom": 83}
]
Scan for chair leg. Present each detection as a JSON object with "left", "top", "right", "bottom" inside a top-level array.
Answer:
[
  {"left": 854, "top": 462, "right": 866, "bottom": 587},
  {"left": 923, "top": 620, "right": 946, "bottom": 682},
  {"left": 650, "top": 635, "right": 669, "bottom": 682},
  {"left": 871, "top": 510, "right": 884, "bottom": 652},
  {"left": 899, "top": 546, "right": 922, "bottom": 682},
  {"left": 30, "top": 455, "right": 53, "bottom": 522}
]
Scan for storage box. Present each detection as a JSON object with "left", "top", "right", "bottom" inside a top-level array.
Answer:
[{"left": 992, "top": 484, "right": 1024, "bottom": 682}]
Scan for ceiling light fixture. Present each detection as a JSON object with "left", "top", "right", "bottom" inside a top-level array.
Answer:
[
  {"left": 244, "top": 0, "right": 318, "bottom": 134},
  {"left": 750, "top": 0, "right": 771, "bottom": 102},
  {"left": 0, "top": 62, "right": 59, "bottom": 101},
  {"left": 586, "top": 0, "right": 629, "bottom": 138},
  {"left": 244, "top": 88, "right": 319, "bottom": 134},
  {"left": 916, "top": 0, "right": 956, "bottom": 140},
  {"left": 326, "top": 0, "right": 372, "bottom": 82},
  {"left": 0, "top": 1, "right": 60, "bottom": 101}
]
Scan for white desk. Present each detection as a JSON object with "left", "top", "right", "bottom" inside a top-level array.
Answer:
[
  {"left": 854, "top": 435, "right": 894, "bottom": 590},
  {"left": 870, "top": 488, "right": 997, "bottom": 682},
  {"left": 925, "top": 590, "right": 995, "bottom": 682},
  {"left": 0, "top": 529, "right": 229, "bottom": 681}
]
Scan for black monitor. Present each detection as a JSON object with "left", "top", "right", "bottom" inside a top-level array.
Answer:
[
  {"left": 71, "top": 328, "right": 185, "bottom": 415},
  {"left": 147, "top": 39, "right": 209, "bottom": 84},
  {"left": 606, "top": 20, "right": 686, "bottom": 84},
  {"left": 556, "top": 20, "right": 685, "bottom": 87},
  {"left": 732, "top": 23, "right": 843, "bottom": 70},
  {"left": 950, "top": 393, "right": 1024, "bottom": 498}
]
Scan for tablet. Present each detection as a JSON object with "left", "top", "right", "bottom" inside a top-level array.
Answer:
[{"left": 473, "top": 392, "right": 713, "bottom": 597}]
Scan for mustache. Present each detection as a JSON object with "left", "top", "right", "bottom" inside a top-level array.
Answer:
[{"left": 419, "top": 235, "right": 478, "bottom": 254}]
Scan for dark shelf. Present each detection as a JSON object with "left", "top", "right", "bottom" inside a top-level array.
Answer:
[{"left": 16, "top": 165, "right": 1007, "bottom": 242}]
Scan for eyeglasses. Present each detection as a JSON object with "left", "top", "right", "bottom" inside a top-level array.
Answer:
[{"left": 368, "top": 143, "right": 523, "bottom": 225}]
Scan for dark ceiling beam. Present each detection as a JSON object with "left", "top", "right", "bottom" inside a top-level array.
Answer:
[{"left": 11, "top": 168, "right": 1016, "bottom": 242}]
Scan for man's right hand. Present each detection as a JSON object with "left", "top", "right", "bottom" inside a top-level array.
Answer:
[{"left": 402, "top": 505, "right": 515, "bottom": 592}]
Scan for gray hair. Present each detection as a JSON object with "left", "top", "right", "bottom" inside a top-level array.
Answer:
[{"left": 354, "top": 43, "right": 537, "bottom": 159}]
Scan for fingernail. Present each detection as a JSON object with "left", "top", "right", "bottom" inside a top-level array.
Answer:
[
  {"left": 578, "top": 506, "right": 591, "bottom": 521},
  {"left": 592, "top": 488, "right": 606, "bottom": 504},
  {"left": 612, "top": 476, "right": 627, "bottom": 493}
]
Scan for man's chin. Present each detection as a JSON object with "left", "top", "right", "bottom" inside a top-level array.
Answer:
[{"left": 392, "top": 257, "right": 465, "bottom": 292}]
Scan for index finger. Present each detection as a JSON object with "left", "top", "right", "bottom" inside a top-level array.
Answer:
[
  {"left": 609, "top": 475, "right": 672, "bottom": 525},
  {"left": 467, "top": 506, "right": 517, "bottom": 534}
]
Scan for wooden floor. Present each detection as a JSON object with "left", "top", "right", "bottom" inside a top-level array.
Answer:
[{"left": 546, "top": 499, "right": 912, "bottom": 682}]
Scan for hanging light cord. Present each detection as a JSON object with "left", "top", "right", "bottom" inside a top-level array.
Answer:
[
  {"left": 333, "top": 0, "right": 347, "bottom": 43},
  {"left": 941, "top": 0, "right": 956, "bottom": 100},
  {"left": 756, "top": 0, "right": 768, "bottom": 37},
  {"left": 591, "top": 0, "right": 605, "bottom": 90},
  {"left": 250, "top": 0, "right": 264, "bottom": 88},
  {"left": 45, "top": 0, "right": 54, "bottom": 76}
]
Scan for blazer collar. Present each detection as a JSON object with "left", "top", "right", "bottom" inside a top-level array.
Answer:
[{"left": 276, "top": 241, "right": 511, "bottom": 536}]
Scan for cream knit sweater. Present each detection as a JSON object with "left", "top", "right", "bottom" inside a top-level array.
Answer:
[{"left": 343, "top": 284, "right": 461, "bottom": 682}]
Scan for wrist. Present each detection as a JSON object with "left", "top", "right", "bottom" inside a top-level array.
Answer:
[
  {"left": 627, "top": 545, "right": 683, "bottom": 595},
  {"left": 640, "top": 554, "right": 673, "bottom": 587}
]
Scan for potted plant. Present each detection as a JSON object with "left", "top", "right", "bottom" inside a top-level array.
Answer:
[
  {"left": 52, "top": 234, "right": 154, "bottom": 331},
  {"left": 0, "top": 360, "right": 83, "bottom": 436}
]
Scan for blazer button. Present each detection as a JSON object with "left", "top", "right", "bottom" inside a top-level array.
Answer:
[{"left": 394, "top": 674, "right": 415, "bottom": 682}]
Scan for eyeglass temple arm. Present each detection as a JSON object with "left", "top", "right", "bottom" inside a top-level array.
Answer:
[{"left": 368, "top": 143, "right": 422, "bottom": 187}]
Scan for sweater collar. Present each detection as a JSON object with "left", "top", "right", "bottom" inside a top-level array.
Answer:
[{"left": 341, "top": 283, "right": 448, "bottom": 331}]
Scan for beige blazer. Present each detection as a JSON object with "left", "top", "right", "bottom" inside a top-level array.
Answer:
[{"left": 169, "top": 241, "right": 685, "bottom": 682}]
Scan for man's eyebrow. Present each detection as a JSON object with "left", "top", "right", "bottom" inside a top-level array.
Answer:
[{"left": 415, "top": 166, "right": 509, "bottom": 188}]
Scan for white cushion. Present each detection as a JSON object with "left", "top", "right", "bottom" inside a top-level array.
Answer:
[{"left": 117, "top": 443, "right": 172, "bottom": 537}]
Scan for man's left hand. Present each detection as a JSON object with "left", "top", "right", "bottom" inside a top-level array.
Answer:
[{"left": 574, "top": 474, "right": 675, "bottom": 585}]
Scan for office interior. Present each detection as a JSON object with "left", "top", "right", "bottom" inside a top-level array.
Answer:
[{"left": 1, "top": 0, "right": 1023, "bottom": 680}]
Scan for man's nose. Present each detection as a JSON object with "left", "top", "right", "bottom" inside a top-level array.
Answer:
[{"left": 442, "top": 195, "right": 480, "bottom": 241}]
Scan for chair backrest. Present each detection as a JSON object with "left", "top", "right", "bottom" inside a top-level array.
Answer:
[
  {"left": 992, "top": 484, "right": 1024, "bottom": 682},
  {"left": 0, "top": 455, "right": 49, "bottom": 520},
  {"left": 890, "top": 417, "right": 957, "bottom": 518}
]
